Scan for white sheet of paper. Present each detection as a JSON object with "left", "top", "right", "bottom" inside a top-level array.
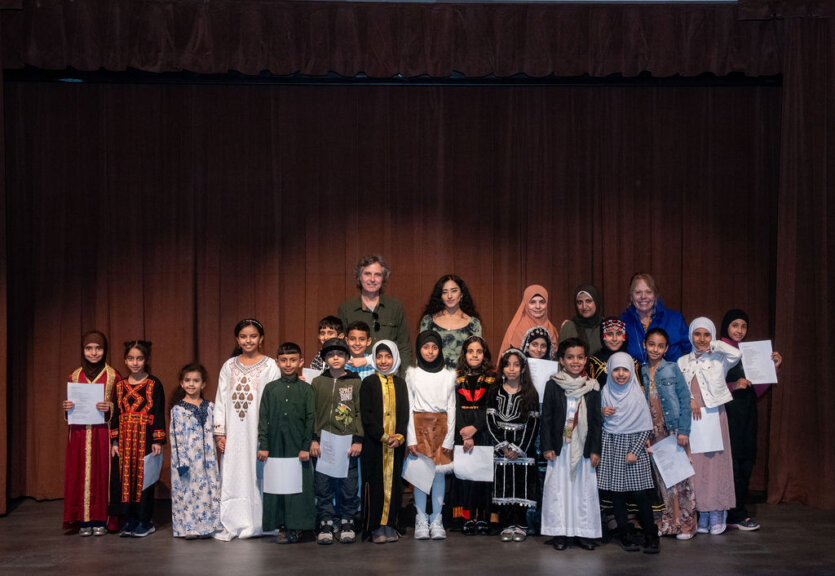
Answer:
[
  {"left": 66, "top": 382, "right": 105, "bottom": 425},
  {"left": 649, "top": 434, "right": 695, "bottom": 488},
  {"left": 738, "top": 340, "right": 778, "bottom": 385},
  {"left": 264, "top": 457, "right": 303, "bottom": 494},
  {"left": 527, "top": 358, "right": 561, "bottom": 403},
  {"left": 315, "top": 430, "right": 353, "bottom": 479},
  {"left": 689, "top": 407, "right": 724, "bottom": 454},
  {"left": 453, "top": 445, "right": 494, "bottom": 482},
  {"left": 402, "top": 453, "right": 436, "bottom": 494},
  {"left": 142, "top": 452, "right": 163, "bottom": 490},
  {"left": 302, "top": 368, "right": 322, "bottom": 383}
]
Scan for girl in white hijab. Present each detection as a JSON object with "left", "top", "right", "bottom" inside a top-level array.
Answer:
[
  {"left": 597, "top": 352, "right": 659, "bottom": 554},
  {"left": 677, "top": 317, "right": 741, "bottom": 536},
  {"left": 361, "top": 341, "right": 409, "bottom": 544}
]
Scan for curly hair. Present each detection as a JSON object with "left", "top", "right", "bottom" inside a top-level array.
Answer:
[
  {"left": 455, "top": 335, "right": 493, "bottom": 374},
  {"left": 354, "top": 254, "right": 392, "bottom": 291},
  {"left": 421, "top": 274, "right": 480, "bottom": 319}
]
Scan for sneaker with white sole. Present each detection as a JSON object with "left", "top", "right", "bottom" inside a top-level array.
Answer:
[
  {"left": 414, "top": 512, "right": 430, "bottom": 540},
  {"left": 733, "top": 517, "right": 761, "bottom": 531},
  {"left": 131, "top": 523, "right": 156, "bottom": 538},
  {"left": 317, "top": 521, "right": 334, "bottom": 545},
  {"left": 676, "top": 532, "right": 695, "bottom": 540},
  {"left": 339, "top": 520, "right": 356, "bottom": 544},
  {"left": 697, "top": 513, "right": 710, "bottom": 534},
  {"left": 429, "top": 515, "right": 446, "bottom": 540}
]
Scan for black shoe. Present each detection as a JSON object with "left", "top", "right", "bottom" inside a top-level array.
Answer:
[
  {"left": 476, "top": 521, "right": 491, "bottom": 536},
  {"left": 618, "top": 531, "right": 640, "bottom": 552},
  {"left": 575, "top": 537, "right": 597, "bottom": 550},
  {"left": 277, "top": 529, "right": 300, "bottom": 544},
  {"left": 462, "top": 520, "right": 477, "bottom": 536},
  {"left": 553, "top": 536, "right": 568, "bottom": 550},
  {"left": 643, "top": 532, "right": 660, "bottom": 554}
]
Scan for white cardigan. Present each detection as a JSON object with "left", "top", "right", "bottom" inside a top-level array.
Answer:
[
  {"left": 677, "top": 339, "right": 741, "bottom": 409},
  {"left": 405, "top": 366, "right": 457, "bottom": 450}
]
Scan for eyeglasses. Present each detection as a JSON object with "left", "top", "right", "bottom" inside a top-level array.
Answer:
[{"left": 372, "top": 311, "right": 380, "bottom": 332}]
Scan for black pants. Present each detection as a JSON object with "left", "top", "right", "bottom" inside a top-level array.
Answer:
[
  {"left": 611, "top": 489, "right": 656, "bottom": 535},
  {"left": 726, "top": 387, "right": 758, "bottom": 523}
]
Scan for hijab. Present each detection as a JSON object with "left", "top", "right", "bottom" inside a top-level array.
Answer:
[
  {"left": 521, "top": 326, "right": 554, "bottom": 360},
  {"left": 572, "top": 284, "right": 603, "bottom": 330},
  {"left": 600, "top": 352, "right": 652, "bottom": 434},
  {"left": 81, "top": 330, "right": 108, "bottom": 381},
  {"left": 689, "top": 317, "right": 716, "bottom": 352},
  {"left": 416, "top": 330, "right": 445, "bottom": 373},
  {"left": 369, "top": 340, "right": 401, "bottom": 376},
  {"left": 720, "top": 309, "right": 749, "bottom": 343},
  {"left": 500, "top": 284, "right": 559, "bottom": 354}
]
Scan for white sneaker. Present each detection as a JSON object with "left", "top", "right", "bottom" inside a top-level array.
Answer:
[
  {"left": 414, "top": 511, "right": 430, "bottom": 540},
  {"left": 676, "top": 532, "right": 695, "bottom": 540},
  {"left": 429, "top": 515, "right": 446, "bottom": 540}
]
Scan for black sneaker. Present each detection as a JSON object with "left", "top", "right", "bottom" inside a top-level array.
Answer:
[
  {"left": 317, "top": 521, "right": 334, "bottom": 545},
  {"left": 120, "top": 519, "right": 139, "bottom": 537},
  {"left": 462, "top": 520, "right": 477, "bottom": 536},
  {"left": 618, "top": 530, "right": 640, "bottom": 552}
]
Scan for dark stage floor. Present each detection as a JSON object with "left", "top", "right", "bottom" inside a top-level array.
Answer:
[{"left": 1, "top": 500, "right": 834, "bottom": 575}]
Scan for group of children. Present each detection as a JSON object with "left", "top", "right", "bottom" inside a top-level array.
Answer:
[{"left": 62, "top": 306, "right": 777, "bottom": 555}]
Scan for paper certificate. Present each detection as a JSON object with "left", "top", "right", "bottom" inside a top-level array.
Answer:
[
  {"left": 649, "top": 435, "right": 695, "bottom": 488},
  {"left": 142, "top": 452, "right": 163, "bottom": 490},
  {"left": 402, "top": 453, "right": 436, "bottom": 494},
  {"left": 738, "top": 340, "right": 778, "bottom": 385},
  {"left": 689, "top": 407, "right": 724, "bottom": 454},
  {"left": 527, "top": 358, "right": 561, "bottom": 403},
  {"left": 264, "top": 457, "right": 303, "bottom": 494},
  {"left": 66, "top": 382, "right": 105, "bottom": 425},
  {"left": 315, "top": 430, "right": 353, "bottom": 479},
  {"left": 453, "top": 446, "right": 494, "bottom": 482},
  {"left": 302, "top": 368, "right": 322, "bottom": 384}
]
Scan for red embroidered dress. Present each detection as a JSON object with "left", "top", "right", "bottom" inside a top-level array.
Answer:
[
  {"left": 110, "top": 376, "right": 166, "bottom": 503},
  {"left": 63, "top": 365, "right": 120, "bottom": 529}
]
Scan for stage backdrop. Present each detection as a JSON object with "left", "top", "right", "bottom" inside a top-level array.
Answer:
[{"left": 5, "top": 80, "right": 780, "bottom": 502}]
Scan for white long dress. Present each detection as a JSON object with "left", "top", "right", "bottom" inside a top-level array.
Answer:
[
  {"left": 213, "top": 355, "right": 280, "bottom": 540},
  {"left": 540, "top": 398, "right": 602, "bottom": 538}
]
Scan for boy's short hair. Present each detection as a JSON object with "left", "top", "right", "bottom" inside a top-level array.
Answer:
[
  {"left": 345, "top": 320, "right": 371, "bottom": 337},
  {"left": 318, "top": 316, "right": 344, "bottom": 334},
  {"left": 277, "top": 342, "right": 303, "bottom": 356},
  {"left": 557, "top": 337, "right": 588, "bottom": 358}
]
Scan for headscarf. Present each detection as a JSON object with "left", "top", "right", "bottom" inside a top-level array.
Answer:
[
  {"left": 416, "top": 330, "right": 445, "bottom": 373},
  {"left": 572, "top": 284, "right": 603, "bottom": 330},
  {"left": 500, "top": 284, "right": 559, "bottom": 354},
  {"left": 689, "top": 317, "right": 716, "bottom": 351},
  {"left": 552, "top": 368, "right": 600, "bottom": 476},
  {"left": 600, "top": 352, "right": 652, "bottom": 434},
  {"left": 594, "top": 317, "right": 627, "bottom": 364},
  {"left": 81, "top": 330, "right": 108, "bottom": 381},
  {"left": 521, "top": 326, "right": 554, "bottom": 360},
  {"left": 369, "top": 340, "right": 401, "bottom": 376},
  {"left": 720, "top": 309, "right": 749, "bottom": 341}
]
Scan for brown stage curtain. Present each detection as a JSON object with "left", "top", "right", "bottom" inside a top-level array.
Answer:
[
  {"left": 0, "top": 2, "right": 781, "bottom": 77},
  {"left": 0, "top": 39, "right": 6, "bottom": 515},
  {"left": 4, "top": 81, "right": 780, "bottom": 501},
  {"left": 768, "top": 17, "right": 835, "bottom": 509}
]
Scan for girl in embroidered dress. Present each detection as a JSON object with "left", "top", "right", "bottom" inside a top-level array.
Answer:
[
  {"left": 487, "top": 348, "right": 540, "bottom": 542},
  {"left": 406, "top": 330, "right": 457, "bottom": 540},
  {"left": 642, "top": 328, "right": 697, "bottom": 540},
  {"left": 597, "top": 352, "right": 659, "bottom": 553},
  {"left": 110, "top": 340, "right": 166, "bottom": 538},
  {"left": 63, "top": 330, "right": 121, "bottom": 536},
  {"left": 540, "top": 338, "right": 602, "bottom": 551},
  {"left": 449, "top": 336, "right": 496, "bottom": 535},
  {"left": 170, "top": 363, "right": 220, "bottom": 538},
  {"left": 361, "top": 341, "right": 409, "bottom": 544},
  {"left": 213, "top": 318, "right": 281, "bottom": 540},
  {"left": 677, "top": 317, "right": 741, "bottom": 536}
]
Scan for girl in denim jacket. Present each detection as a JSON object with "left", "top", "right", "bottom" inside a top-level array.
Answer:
[{"left": 642, "top": 328, "right": 697, "bottom": 539}]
